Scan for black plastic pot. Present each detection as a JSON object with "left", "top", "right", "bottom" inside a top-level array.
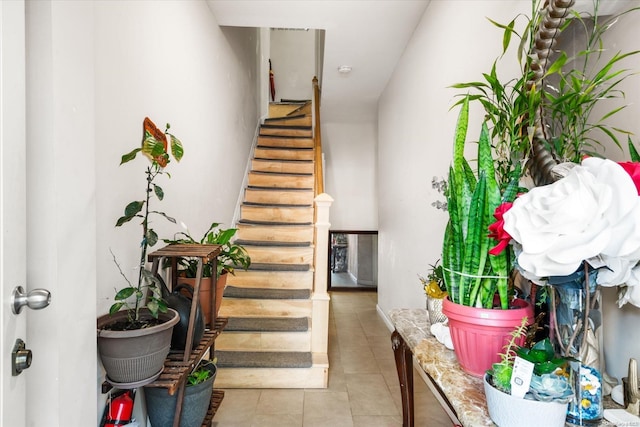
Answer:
[{"left": 144, "top": 361, "right": 216, "bottom": 427}]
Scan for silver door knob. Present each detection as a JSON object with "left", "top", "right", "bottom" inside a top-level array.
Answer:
[{"left": 11, "top": 286, "right": 51, "bottom": 314}]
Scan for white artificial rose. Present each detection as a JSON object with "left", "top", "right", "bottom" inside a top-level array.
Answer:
[{"left": 504, "top": 158, "right": 640, "bottom": 278}]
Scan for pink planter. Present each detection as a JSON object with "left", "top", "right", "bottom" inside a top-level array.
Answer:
[{"left": 442, "top": 297, "right": 534, "bottom": 377}]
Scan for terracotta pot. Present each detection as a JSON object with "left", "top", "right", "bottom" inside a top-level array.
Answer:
[
  {"left": 178, "top": 272, "right": 227, "bottom": 326},
  {"left": 97, "top": 308, "right": 179, "bottom": 387},
  {"left": 442, "top": 297, "right": 533, "bottom": 377}
]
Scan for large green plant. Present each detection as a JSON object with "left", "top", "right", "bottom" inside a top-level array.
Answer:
[
  {"left": 110, "top": 117, "right": 184, "bottom": 325},
  {"left": 452, "top": 0, "right": 638, "bottom": 185},
  {"left": 543, "top": 5, "right": 639, "bottom": 162},
  {"left": 164, "top": 222, "right": 251, "bottom": 278},
  {"left": 442, "top": 97, "right": 519, "bottom": 309}
]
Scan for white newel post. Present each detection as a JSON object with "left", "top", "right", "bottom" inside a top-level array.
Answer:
[{"left": 312, "top": 193, "right": 333, "bottom": 359}]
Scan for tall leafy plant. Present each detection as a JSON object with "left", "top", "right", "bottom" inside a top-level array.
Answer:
[
  {"left": 544, "top": 6, "right": 640, "bottom": 162},
  {"left": 110, "top": 117, "right": 184, "bottom": 325},
  {"left": 442, "top": 97, "right": 519, "bottom": 309},
  {"left": 452, "top": 0, "right": 639, "bottom": 185}
]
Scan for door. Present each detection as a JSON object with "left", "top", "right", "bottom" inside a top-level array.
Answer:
[{"left": 0, "top": 0, "right": 28, "bottom": 424}]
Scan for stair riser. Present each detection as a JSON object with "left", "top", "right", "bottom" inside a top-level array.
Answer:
[
  {"left": 215, "top": 365, "right": 327, "bottom": 389},
  {"left": 217, "top": 331, "right": 311, "bottom": 352},
  {"left": 241, "top": 205, "right": 313, "bottom": 223},
  {"left": 260, "top": 127, "right": 312, "bottom": 137},
  {"left": 236, "top": 223, "right": 314, "bottom": 243},
  {"left": 257, "top": 136, "right": 314, "bottom": 149},
  {"left": 254, "top": 148, "right": 314, "bottom": 161},
  {"left": 226, "top": 270, "right": 313, "bottom": 289},
  {"left": 264, "top": 117, "right": 312, "bottom": 127},
  {"left": 269, "top": 103, "right": 309, "bottom": 117},
  {"left": 251, "top": 159, "right": 314, "bottom": 174},
  {"left": 248, "top": 173, "right": 313, "bottom": 189},
  {"left": 243, "top": 246, "right": 314, "bottom": 265},
  {"left": 244, "top": 188, "right": 314, "bottom": 205},
  {"left": 219, "top": 299, "right": 312, "bottom": 318}
]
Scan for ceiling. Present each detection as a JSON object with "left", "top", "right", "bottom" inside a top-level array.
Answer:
[{"left": 206, "top": 0, "right": 431, "bottom": 122}]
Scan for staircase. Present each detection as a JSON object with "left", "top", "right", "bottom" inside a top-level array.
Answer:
[{"left": 215, "top": 101, "right": 330, "bottom": 388}]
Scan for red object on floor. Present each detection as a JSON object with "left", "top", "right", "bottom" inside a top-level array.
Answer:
[{"left": 103, "top": 389, "right": 134, "bottom": 427}]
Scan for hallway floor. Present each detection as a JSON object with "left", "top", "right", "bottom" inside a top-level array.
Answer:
[{"left": 212, "top": 291, "right": 450, "bottom": 426}]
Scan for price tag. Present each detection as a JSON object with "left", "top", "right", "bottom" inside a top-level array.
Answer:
[{"left": 510, "top": 356, "right": 534, "bottom": 398}]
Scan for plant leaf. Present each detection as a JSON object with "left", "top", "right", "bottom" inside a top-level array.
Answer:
[
  {"left": 114, "top": 287, "right": 135, "bottom": 300},
  {"left": 153, "top": 184, "right": 164, "bottom": 201}
]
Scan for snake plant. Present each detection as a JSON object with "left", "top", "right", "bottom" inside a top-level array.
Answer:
[{"left": 442, "top": 97, "right": 519, "bottom": 309}]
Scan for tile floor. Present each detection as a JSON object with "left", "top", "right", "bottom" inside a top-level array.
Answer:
[{"left": 212, "top": 291, "right": 451, "bottom": 426}]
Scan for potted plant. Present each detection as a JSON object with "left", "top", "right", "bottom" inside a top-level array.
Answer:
[
  {"left": 97, "top": 117, "right": 184, "bottom": 387},
  {"left": 165, "top": 222, "right": 251, "bottom": 324},
  {"left": 476, "top": 0, "right": 640, "bottom": 421},
  {"left": 483, "top": 318, "right": 571, "bottom": 427},
  {"left": 144, "top": 359, "right": 217, "bottom": 427},
  {"left": 440, "top": 95, "right": 534, "bottom": 377},
  {"left": 419, "top": 259, "right": 447, "bottom": 325}
]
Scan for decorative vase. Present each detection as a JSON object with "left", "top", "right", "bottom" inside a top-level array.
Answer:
[
  {"left": 442, "top": 297, "right": 534, "bottom": 377},
  {"left": 144, "top": 361, "right": 217, "bottom": 427},
  {"left": 484, "top": 373, "right": 568, "bottom": 427},
  {"left": 426, "top": 296, "right": 447, "bottom": 325},
  {"left": 97, "top": 308, "right": 180, "bottom": 387},
  {"left": 548, "top": 264, "right": 603, "bottom": 426}
]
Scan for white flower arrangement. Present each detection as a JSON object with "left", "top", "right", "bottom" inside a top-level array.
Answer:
[{"left": 493, "top": 157, "right": 640, "bottom": 307}]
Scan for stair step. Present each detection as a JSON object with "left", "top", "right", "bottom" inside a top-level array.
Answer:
[
  {"left": 226, "top": 270, "right": 313, "bottom": 289},
  {"left": 235, "top": 239, "right": 310, "bottom": 247},
  {"left": 254, "top": 147, "right": 314, "bottom": 161},
  {"left": 260, "top": 125, "right": 312, "bottom": 138},
  {"left": 215, "top": 351, "right": 312, "bottom": 368},
  {"left": 241, "top": 204, "right": 313, "bottom": 223},
  {"left": 225, "top": 316, "right": 309, "bottom": 332},
  {"left": 247, "top": 172, "right": 313, "bottom": 189},
  {"left": 236, "top": 223, "right": 313, "bottom": 243},
  {"left": 215, "top": 355, "right": 328, "bottom": 389},
  {"left": 243, "top": 245, "right": 314, "bottom": 265},
  {"left": 247, "top": 262, "right": 310, "bottom": 271},
  {"left": 225, "top": 286, "right": 311, "bottom": 300},
  {"left": 251, "top": 159, "right": 314, "bottom": 174},
  {"left": 239, "top": 219, "right": 312, "bottom": 226},
  {"left": 268, "top": 102, "right": 310, "bottom": 118},
  {"left": 263, "top": 114, "right": 312, "bottom": 127},
  {"left": 244, "top": 187, "right": 314, "bottom": 205},
  {"left": 216, "top": 330, "right": 311, "bottom": 352},
  {"left": 258, "top": 136, "right": 313, "bottom": 149},
  {"left": 219, "top": 297, "right": 312, "bottom": 317}
]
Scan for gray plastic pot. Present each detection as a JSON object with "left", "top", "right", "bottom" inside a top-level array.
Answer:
[
  {"left": 145, "top": 361, "right": 217, "bottom": 427},
  {"left": 97, "top": 308, "right": 179, "bottom": 387}
]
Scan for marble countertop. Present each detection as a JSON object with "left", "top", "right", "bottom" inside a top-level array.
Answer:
[{"left": 388, "top": 308, "right": 618, "bottom": 427}]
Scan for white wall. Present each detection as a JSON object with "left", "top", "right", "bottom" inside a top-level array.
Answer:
[
  {"left": 378, "top": 0, "right": 640, "bottom": 382},
  {"left": 270, "top": 28, "right": 315, "bottom": 101},
  {"left": 377, "top": 1, "right": 528, "bottom": 315},
  {"left": 323, "top": 120, "right": 378, "bottom": 230},
  {"left": 91, "top": 1, "right": 258, "bottom": 423},
  {"left": 25, "top": 1, "right": 97, "bottom": 425}
]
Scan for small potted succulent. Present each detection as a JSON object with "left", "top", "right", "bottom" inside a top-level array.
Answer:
[
  {"left": 419, "top": 259, "right": 447, "bottom": 325},
  {"left": 97, "top": 117, "right": 184, "bottom": 387},
  {"left": 484, "top": 318, "right": 571, "bottom": 427}
]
